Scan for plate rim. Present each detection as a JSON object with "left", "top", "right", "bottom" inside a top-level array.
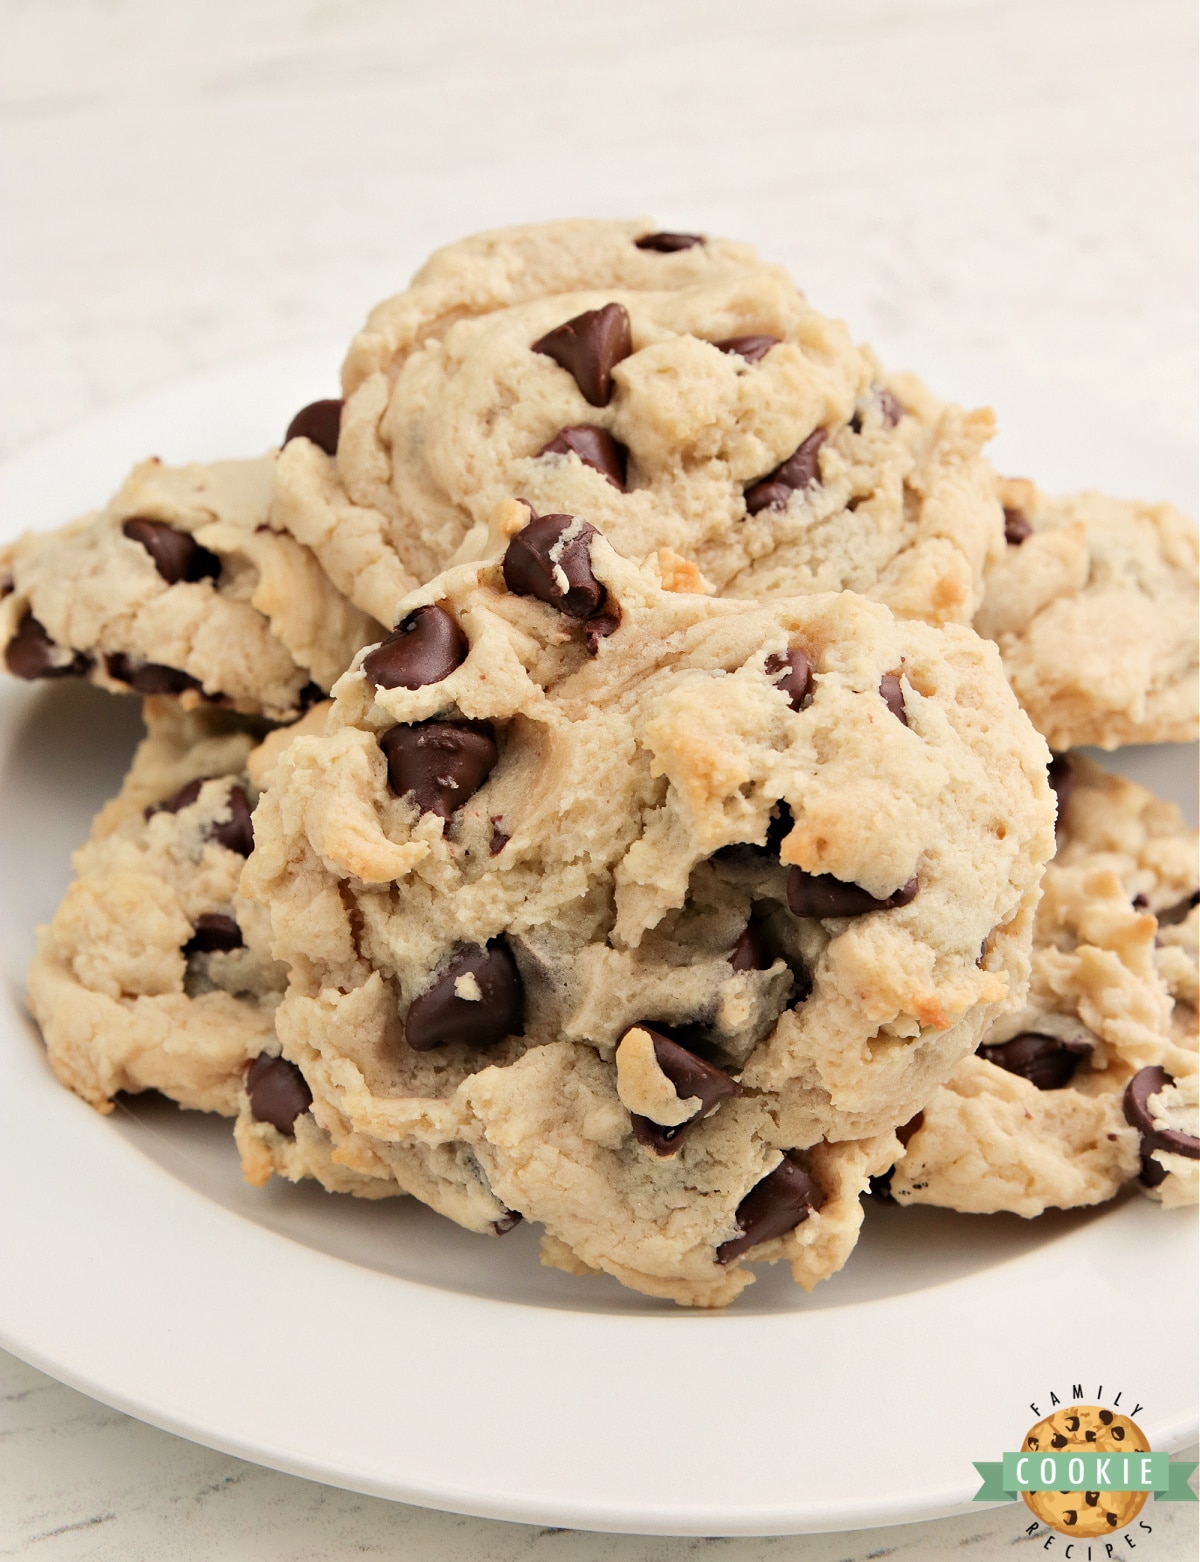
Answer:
[{"left": 0, "top": 349, "right": 1196, "bottom": 1537}]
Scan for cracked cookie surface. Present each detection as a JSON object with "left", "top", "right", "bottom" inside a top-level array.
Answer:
[
  {"left": 274, "top": 219, "right": 1003, "bottom": 632},
  {"left": 976, "top": 478, "right": 1199, "bottom": 750},
  {"left": 887, "top": 756, "right": 1199, "bottom": 1215},
  {"left": 1, "top": 454, "right": 382, "bottom": 720},
  {"left": 239, "top": 503, "right": 1053, "bottom": 1303}
]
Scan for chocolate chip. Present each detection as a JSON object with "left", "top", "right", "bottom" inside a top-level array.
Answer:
[
  {"left": 1051, "top": 1433, "right": 1068, "bottom": 1449},
  {"left": 878, "top": 671, "right": 908, "bottom": 726},
  {"left": 292, "top": 681, "right": 325, "bottom": 715},
  {"left": 879, "top": 388, "right": 904, "bottom": 427},
  {"left": 1157, "top": 889, "right": 1200, "bottom": 926},
  {"left": 744, "top": 429, "right": 828, "bottom": 514},
  {"left": 532, "top": 303, "right": 632, "bottom": 407},
  {"left": 584, "top": 608, "right": 621, "bottom": 654},
  {"left": 716, "top": 1153, "right": 823, "bottom": 1263},
  {"left": 1003, "top": 507, "right": 1033, "bottom": 545},
  {"left": 5, "top": 613, "right": 89, "bottom": 680},
  {"left": 634, "top": 232, "right": 704, "bottom": 252},
  {"left": 246, "top": 1052, "right": 312, "bottom": 1136},
  {"left": 897, "top": 1111, "right": 925, "bottom": 1148},
  {"left": 209, "top": 785, "right": 254, "bottom": 856},
  {"left": 1098, "top": 1410, "right": 1114, "bottom": 1425},
  {"left": 713, "top": 335, "right": 779, "bottom": 364},
  {"left": 493, "top": 1210, "right": 522, "bottom": 1235},
  {"left": 628, "top": 1027, "right": 740, "bottom": 1156},
  {"left": 122, "top": 518, "right": 220, "bottom": 585},
  {"left": 104, "top": 653, "right": 204, "bottom": 696},
  {"left": 285, "top": 398, "right": 343, "bottom": 456},
  {"left": 184, "top": 913, "right": 244, "bottom": 954},
  {"left": 537, "top": 425, "right": 628, "bottom": 490},
  {"left": 145, "top": 778, "right": 204, "bottom": 819},
  {"left": 764, "top": 648, "right": 812, "bottom": 711},
  {"left": 379, "top": 720, "right": 498, "bottom": 820},
  {"left": 1133, "top": 893, "right": 1150, "bottom": 909},
  {"left": 729, "top": 922, "right": 772, "bottom": 973},
  {"left": 868, "top": 1112, "right": 925, "bottom": 1202},
  {"left": 405, "top": 941, "right": 524, "bottom": 1051},
  {"left": 489, "top": 818, "right": 509, "bottom": 855},
  {"left": 1048, "top": 754, "right": 1072, "bottom": 827},
  {"left": 976, "top": 1031, "right": 1092, "bottom": 1090},
  {"left": 362, "top": 605, "right": 467, "bottom": 690},
  {"left": 1124, "top": 1065, "right": 1200, "bottom": 1184},
  {"left": 787, "top": 869, "right": 918, "bottom": 918},
  {"left": 503, "top": 513, "right": 607, "bottom": 620}
]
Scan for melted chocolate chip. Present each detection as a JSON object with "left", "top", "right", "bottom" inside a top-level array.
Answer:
[
  {"left": 716, "top": 1153, "right": 823, "bottom": 1263},
  {"left": 729, "top": 922, "right": 772, "bottom": 973},
  {"left": 492, "top": 1210, "right": 523, "bottom": 1235},
  {"left": 122, "top": 518, "right": 220, "bottom": 585},
  {"left": 635, "top": 231, "right": 704, "bottom": 252},
  {"left": 879, "top": 388, "right": 904, "bottom": 427},
  {"left": 145, "top": 778, "right": 204, "bottom": 819},
  {"left": 713, "top": 335, "right": 779, "bottom": 363},
  {"left": 246, "top": 1052, "right": 312, "bottom": 1136},
  {"left": 584, "top": 608, "right": 621, "bottom": 654},
  {"left": 1124, "top": 1065, "right": 1200, "bottom": 1184},
  {"left": 503, "top": 513, "right": 608, "bottom": 620},
  {"left": 897, "top": 1111, "right": 925, "bottom": 1148},
  {"left": 1158, "top": 889, "right": 1200, "bottom": 926},
  {"left": 489, "top": 818, "right": 510, "bottom": 855},
  {"left": 296, "top": 680, "right": 327, "bottom": 713},
  {"left": 4, "top": 613, "right": 90, "bottom": 680},
  {"left": 379, "top": 721, "right": 498, "bottom": 819},
  {"left": 628, "top": 1028, "right": 740, "bottom": 1155},
  {"left": 405, "top": 941, "right": 524, "bottom": 1051},
  {"left": 362, "top": 605, "right": 467, "bottom": 690},
  {"left": 879, "top": 671, "right": 908, "bottom": 726},
  {"left": 532, "top": 303, "right": 632, "bottom": 407},
  {"left": 183, "top": 913, "right": 244, "bottom": 955},
  {"left": 744, "top": 429, "right": 828, "bottom": 514},
  {"left": 537, "top": 425, "right": 628, "bottom": 490},
  {"left": 210, "top": 785, "right": 254, "bottom": 856},
  {"left": 868, "top": 1112, "right": 925, "bottom": 1202},
  {"left": 976, "top": 1031, "right": 1092, "bottom": 1090},
  {"left": 787, "top": 869, "right": 918, "bottom": 919},
  {"left": 764, "top": 648, "right": 813, "bottom": 711},
  {"left": 1048, "top": 754, "right": 1073, "bottom": 826},
  {"left": 284, "top": 398, "right": 343, "bottom": 456},
  {"left": 104, "top": 653, "right": 203, "bottom": 696},
  {"left": 1003, "top": 507, "right": 1033, "bottom": 545}
]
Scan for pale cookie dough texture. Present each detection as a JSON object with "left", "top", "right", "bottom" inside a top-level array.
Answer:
[
  {"left": 976, "top": 478, "right": 1200, "bottom": 750},
  {"left": 273, "top": 218, "right": 1003, "bottom": 632},
  {"left": 888, "top": 756, "right": 1199, "bottom": 1216},
  {"left": 28, "top": 699, "right": 330, "bottom": 1116},
  {"left": 241, "top": 507, "right": 1053, "bottom": 1305},
  {"left": 1, "top": 454, "right": 383, "bottom": 721}
]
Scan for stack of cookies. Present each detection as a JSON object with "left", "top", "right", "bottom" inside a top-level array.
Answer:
[{"left": 5, "top": 220, "right": 1196, "bottom": 1306}]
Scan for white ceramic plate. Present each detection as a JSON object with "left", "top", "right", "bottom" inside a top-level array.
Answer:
[{"left": 0, "top": 347, "right": 1195, "bottom": 1537}]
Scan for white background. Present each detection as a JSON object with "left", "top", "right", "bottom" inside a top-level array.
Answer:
[{"left": 0, "top": 1, "right": 1196, "bottom": 1557}]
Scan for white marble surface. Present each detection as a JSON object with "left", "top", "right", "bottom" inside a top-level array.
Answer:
[{"left": 0, "top": 0, "right": 1196, "bottom": 1556}]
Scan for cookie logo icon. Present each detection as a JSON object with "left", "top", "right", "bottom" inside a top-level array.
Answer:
[{"left": 1020, "top": 1405, "right": 1150, "bottom": 1537}]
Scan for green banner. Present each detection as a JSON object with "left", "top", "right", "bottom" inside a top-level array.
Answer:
[{"left": 973, "top": 1454, "right": 1198, "bottom": 1503}]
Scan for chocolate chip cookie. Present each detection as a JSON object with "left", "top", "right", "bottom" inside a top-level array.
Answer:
[
  {"left": 28, "top": 699, "right": 330, "bottom": 1115},
  {"left": 886, "top": 756, "right": 1198, "bottom": 1215},
  {"left": 976, "top": 478, "right": 1199, "bottom": 750},
  {"left": 1, "top": 453, "right": 383, "bottom": 721},
  {"left": 274, "top": 219, "right": 1003, "bottom": 632},
  {"left": 1021, "top": 1406, "right": 1150, "bottom": 1537},
  {"left": 238, "top": 501, "right": 1053, "bottom": 1302}
]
